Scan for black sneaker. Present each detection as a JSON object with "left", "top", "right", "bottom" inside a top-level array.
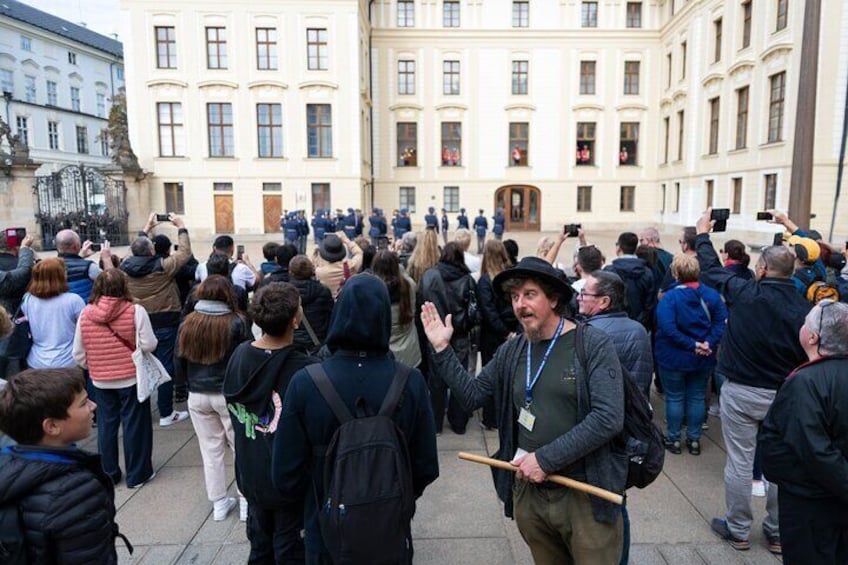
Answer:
[
  {"left": 686, "top": 439, "right": 701, "bottom": 456},
  {"left": 710, "top": 518, "right": 750, "bottom": 551},
  {"left": 664, "top": 438, "right": 681, "bottom": 454},
  {"left": 764, "top": 532, "right": 782, "bottom": 555}
]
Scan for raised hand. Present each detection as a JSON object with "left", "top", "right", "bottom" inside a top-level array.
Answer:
[{"left": 420, "top": 301, "right": 453, "bottom": 353}]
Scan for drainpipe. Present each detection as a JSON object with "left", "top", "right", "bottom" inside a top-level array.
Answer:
[
  {"left": 368, "top": 0, "right": 376, "bottom": 209},
  {"left": 830, "top": 59, "right": 848, "bottom": 241}
]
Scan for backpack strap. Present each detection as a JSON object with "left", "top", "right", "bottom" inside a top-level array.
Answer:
[
  {"left": 300, "top": 315, "right": 321, "bottom": 348},
  {"left": 378, "top": 363, "right": 411, "bottom": 417},
  {"left": 675, "top": 285, "right": 711, "bottom": 322},
  {"left": 306, "top": 364, "right": 354, "bottom": 424}
]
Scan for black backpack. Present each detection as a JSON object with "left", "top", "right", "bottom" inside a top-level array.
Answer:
[
  {"left": 575, "top": 324, "right": 664, "bottom": 489},
  {"left": 307, "top": 364, "right": 415, "bottom": 565},
  {"left": 0, "top": 502, "right": 27, "bottom": 564}
]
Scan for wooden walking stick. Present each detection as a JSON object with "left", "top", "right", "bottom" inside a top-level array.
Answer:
[{"left": 458, "top": 452, "right": 624, "bottom": 505}]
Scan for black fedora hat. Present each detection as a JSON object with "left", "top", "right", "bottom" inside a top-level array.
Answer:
[
  {"left": 319, "top": 234, "right": 347, "bottom": 262},
  {"left": 492, "top": 256, "right": 573, "bottom": 302}
]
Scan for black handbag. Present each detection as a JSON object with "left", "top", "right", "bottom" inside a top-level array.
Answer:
[{"left": 4, "top": 300, "right": 32, "bottom": 360}]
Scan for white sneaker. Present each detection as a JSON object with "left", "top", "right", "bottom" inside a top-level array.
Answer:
[
  {"left": 159, "top": 410, "right": 189, "bottom": 427},
  {"left": 213, "top": 497, "right": 237, "bottom": 521},
  {"left": 239, "top": 497, "right": 248, "bottom": 522},
  {"left": 127, "top": 471, "right": 156, "bottom": 489},
  {"left": 752, "top": 479, "right": 766, "bottom": 497}
]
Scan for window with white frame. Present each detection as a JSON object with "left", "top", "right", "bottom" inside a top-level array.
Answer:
[
  {"left": 25, "top": 76, "right": 36, "bottom": 103},
  {"left": 307, "top": 104, "right": 332, "bottom": 158},
  {"left": 767, "top": 72, "right": 785, "bottom": 143},
  {"left": 96, "top": 93, "right": 106, "bottom": 118},
  {"left": 513, "top": 1, "right": 529, "bottom": 27},
  {"left": 158, "top": 102, "right": 184, "bottom": 157},
  {"left": 444, "top": 186, "right": 460, "bottom": 212},
  {"left": 48, "top": 121, "right": 60, "bottom": 150},
  {"left": 256, "top": 28, "right": 278, "bottom": 70},
  {"left": 512, "top": 61, "right": 528, "bottom": 95},
  {"left": 307, "top": 28, "right": 328, "bottom": 70},
  {"left": 70, "top": 87, "right": 81, "bottom": 112},
  {"left": 443, "top": 1, "right": 460, "bottom": 27},
  {"left": 257, "top": 103, "right": 283, "bottom": 158},
  {"left": 76, "top": 126, "right": 88, "bottom": 153},
  {"left": 398, "top": 0, "right": 415, "bottom": 27},
  {"left": 207, "top": 103, "right": 234, "bottom": 157},
  {"left": 46, "top": 80, "right": 57, "bottom": 105},
  {"left": 155, "top": 26, "right": 177, "bottom": 69},
  {"left": 20, "top": 35, "right": 32, "bottom": 51},
  {"left": 399, "top": 186, "right": 416, "bottom": 213},
  {"left": 443, "top": 61, "right": 460, "bottom": 95},
  {"left": 206, "top": 27, "right": 228, "bottom": 69},
  {"left": 581, "top": 2, "right": 598, "bottom": 28},
  {"left": 15, "top": 116, "right": 28, "bottom": 146},
  {"left": 1, "top": 69, "right": 13, "bottom": 94},
  {"left": 398, "top": 60, "right": 415, "bottom": 95}
]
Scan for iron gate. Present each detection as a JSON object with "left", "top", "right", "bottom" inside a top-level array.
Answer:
[{"left": 34, "top": 165, "right": 129, "bottom": 250}]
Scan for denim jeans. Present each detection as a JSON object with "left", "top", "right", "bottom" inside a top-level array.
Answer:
[
  {"left": 153, "top": 324, "right": 178, "bottom": 418},
  {"left": 95, "top": 384, "right": 153, "bottom": 486},
  {"left": 661, "top": 368, "right": 710, "bottom": 442}
]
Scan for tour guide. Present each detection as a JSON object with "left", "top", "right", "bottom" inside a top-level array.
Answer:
[{"left": 422, "top": 256, "right": 626, "bottom": 564}]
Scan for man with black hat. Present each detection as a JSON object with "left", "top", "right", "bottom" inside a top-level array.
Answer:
[
  {"left": 313, "top": 232, "right": 362, "bottom": 299},
  {"left": 422, "top": 256, "right": 626, "bottom": 564}
]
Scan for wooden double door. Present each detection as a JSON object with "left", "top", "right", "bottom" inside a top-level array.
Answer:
[
  {"left": 213, "top": 194, "right": 283, "bottom": 234},
  {"left": 495, "top": 185, "right": 541, "bottom": 231}
]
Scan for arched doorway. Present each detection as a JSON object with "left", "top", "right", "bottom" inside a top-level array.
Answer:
[{"left": 495, "top": 185, "right": 541, "bottom": 231}]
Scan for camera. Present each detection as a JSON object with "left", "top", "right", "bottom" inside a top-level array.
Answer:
[
  {"left": 89, "top": 243, "right": 102, "bottom": 252},
  {"left": 710, "top": 209, "right": 730, "bottom": 232},
  {"left": 236, "top": 244, "right": 245, "bottom": 261},
  {"left": 563, "top": 223, "right": 582, "bottom": 237},
  {"left": 155, "top": 213, "right": 170, "bottom": 222},
  {"left": 4, "top": 227, "right": 26, "bottom": 247},
  {"left": 756, "top": 211, "right": 773, "bottom": 221}
]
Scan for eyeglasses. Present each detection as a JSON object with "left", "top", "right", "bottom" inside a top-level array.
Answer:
[{"left": 578, "top": 289, "right": 603, "bottom": 298}]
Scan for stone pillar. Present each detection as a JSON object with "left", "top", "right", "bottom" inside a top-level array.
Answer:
[{"left": 0, "top": 163, "right": 43, "bottom": 249}]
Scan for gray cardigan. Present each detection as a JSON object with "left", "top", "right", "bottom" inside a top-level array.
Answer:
[{"left": 431, "top": 322, "right": 627, "bottom": 523}]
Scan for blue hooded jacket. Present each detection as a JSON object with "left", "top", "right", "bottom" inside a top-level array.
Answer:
[{"left": 272, "top": 274, "right": 439, "bottom": 557}]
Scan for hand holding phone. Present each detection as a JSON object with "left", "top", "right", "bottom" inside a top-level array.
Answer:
[
  {"left": 563, "top": 223, "right": 582, "bottom": 238},
  {"left": 756, "top": 211, "right": 773, "bottom": 221},
  {"left": 155, "top": 213, "right": 170, "bottom": 222},
  {"left": 237, "top": 244, "right": 245, "bottom": 261},
  {"left": 89, "top": 243, "right": 102, "bottom": 252},
  {"left": 710, "top": 209, "right": 730, "bottom": 232}
]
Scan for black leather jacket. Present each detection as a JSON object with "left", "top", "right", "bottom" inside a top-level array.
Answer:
[{"left": 174, "top": 315, "right": 252, "bottom": 394}]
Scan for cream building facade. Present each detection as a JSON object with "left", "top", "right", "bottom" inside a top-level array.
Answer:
[{"left": 121, "top": 0, "right": 848, "bottom": 239}]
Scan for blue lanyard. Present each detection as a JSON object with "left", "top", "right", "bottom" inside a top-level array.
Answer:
[{"left": 525, "top": 317, "right": 565, "bottom": 407}]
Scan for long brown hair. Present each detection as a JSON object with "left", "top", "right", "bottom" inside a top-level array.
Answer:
[
  {"left": 407, "top": 229, "right": 439, "bottom": 284},
  {"left": 177, "top": 275, "right": 241, "bottom": 364},
  {"left": 481, "top": 240, "right": 510, "bottom": 278},
  {"left": 90, "top": 269, "right": 133, "bottom": 304},
  {"left": 27, "top": 258, "right": 68, "bottom": 298},
  {"left": 371, "top": 250, "right": 413, "bottom": 326}
]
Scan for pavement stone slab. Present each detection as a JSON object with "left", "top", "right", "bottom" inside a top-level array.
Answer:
[
  {"left": 118, "top": 544, "right": 183, "bottom": 565},
  {"left": 629, "top": 544, "right": 669, "bottom": 565},
  {"left": 413, "top": 538, "right": 516, "bottom": 565},
  {"left": 212, "top": 544, "right": 251, "bottom": 564},
  {"left": 627, "top": 473, "right": 716, "bottom": 544}
]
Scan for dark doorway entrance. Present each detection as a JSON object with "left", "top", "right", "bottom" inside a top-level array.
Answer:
[{"left": 495, "top": 185, "right": 541, "bottom": 231}]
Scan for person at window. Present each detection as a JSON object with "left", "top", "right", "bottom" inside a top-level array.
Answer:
[
  {"left": 619, "top": 147, "right": 629, "bottom": 165},
  {"left": 442, "top": 145, "right": 450, "bottom": 166},
  {"left": 450, "top": 147, "right": 460, "bottom": 166},
  {"left": 512, "top": 145, "right": 522, "bottom": 166}
]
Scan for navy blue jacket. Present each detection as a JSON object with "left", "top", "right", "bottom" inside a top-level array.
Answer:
[
  {"left": 457, "top": 213, "right": 469, "bottom": 229},
  {"left": 492, "top": 214, "right": 506, "bottom": 235},
  {"left": 473, "top": 215, "right": 488, "bottom": 236},
  {"left": 654, "top": 284, "right": 727, "bottom": 372},
  {"left": 424, "top": 213, "right": 439, "bottom": 232},
  {"left": 604, "top": 256, "right": 656, "bottom": 328},
  {"left": 311, "top": 216, "right": 329, "bottom": 241},
  {"left": 394, "top": 216, "right": 411, "bottom": 238},
  {"left": 441, "top": 214, "right": 449, "bottom": 233},
  {"left": 59, "top": 253, "right": 95, "bottom": 303},
  {"left": 368, "top": 215, "right": 386, "bottom": 237},
  {"left": 272, "top": 275, "right": 439, "bottom": 557}
]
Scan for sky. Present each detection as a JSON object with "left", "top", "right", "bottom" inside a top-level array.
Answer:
[{"left": 21, "top": 0, "right": 121, "bottom": 39}]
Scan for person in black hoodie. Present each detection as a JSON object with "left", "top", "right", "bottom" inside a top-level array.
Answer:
[
  {"left": 419, "top": 242, "right": 478, "bottom": 434},
  {"left": 272, "top": 274, "right": 438, "bottom": 563},
  {"left": 260, "top": 243, "right": 298, "bottom": 287},
  {"left": 0, "top": 368, "right": 130, "bottom": 564},
  {"left": 604, "top": 231, "right": 655, "bottom": 329},
  {"left": 223, "top": 282, "right": 317, "bottom": 564},
  {"left": 288, "top": 255, "right": 333, "bottom": 355}
]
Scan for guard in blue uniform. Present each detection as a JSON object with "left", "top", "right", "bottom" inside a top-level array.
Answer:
[
  {"left": 343, "top": 208, "right": 357, "bottom": 239},
  {"left": 312, "top": 209, "right": 328, "bottom": 245},
  {"left": 492, "top": 207, "right": 506, "bottom": 241},
  {"left": 457, "top": 207, "right": 469, "bottom": 230},
  {"left": 424, "top": 206, "right": 439, "bottom": 233},
  {"left": 440, "top": 209, "right": 449, "bottom": 245},
  {"left": 284, "top": 212, "right": 299, "bottom": 247},
  {"left": 395, "top": 208, "right": 411, "bottom": 240},
  {"left": 473, "top": 209, "right": 488, "bottom": 254},
  {"left": 354, "top": 209, "right": 364, "bottom": 237},
  {"left": 296, "top": 210, "right": 309, "bottom": 254},
  {"left": 279, "top": 209, "right": 289, "bottom": 233},
  {"left": 368, "top": 208, "right": 387, "bottom": 247}
]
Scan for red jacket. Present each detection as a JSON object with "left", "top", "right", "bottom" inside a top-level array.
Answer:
[{"left": 78, "top": 297, "right": 136, "bottom": 381}]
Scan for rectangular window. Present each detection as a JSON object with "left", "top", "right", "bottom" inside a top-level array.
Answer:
[
  {"left": 20, "top": 35, "right": 31, "bottom": 51},
  {"left": 623, "top": 61, "right": 640, "bottom": 95},
  {"left": 48, "top": 121, "right": 59, "bottom": 150},
  {"left": 512, "top": 61, "right": 528, "bottom": 95},
  {"left": 443, "top": 1, "right": 460, "bottom": 27},
  {"left": 576, "top": 122, "right": 595, "bottom": 166},
  {"left": 581, "top": 2, "right": 598, "bottom": 27},
  {"left": 68, "top": 52, "right": 77, "bottom": 65},
  {"left": 708, "top": 97, "right": 720, "bottom": 155},
  {"left": 46, "top": 80, "right": 57, "bottom": 105},
  {"left": 666, "top": 52, "right": 672, "bottom": 88},
  {"left": 155, "top": 26, "right": 177, "bottom": 69},
  {"left": 764, "top": 173, "right": 777, "bottom": 209},
  {"left": 513, "top": 1, "right": 529, "bottom": 27},
  {"left": 441, "top": 122, "right": 462, "bottom": 166},
  {"left": 680, "top": 41, "right": 687, "bottom": 80},
  {"left": 307, "top": 28, "right": 328, "bottom": 70},
  {"left": 705, "top": 179, "right": 715, "bottom": 207},
  {"left": 626, "top": 2, "right": 642, "bottom": 28},
  {"left": 509, "top": 122, "right": 529, "bottom": 166},
  {"left": 714, "top": 18, "right": 723, "bottom": 63},
  {"left": 76, "top": 125, "right": 88, "bottom": 153},
  {"left": 307, "top": 104, "right": 332, "bottom": 158},
  {"left": 257, "top": 103, "right": 283, "bottom": 158},
  {"left": 164, "top": 182, "right": 185, "bottom": 214},
  {"left": 735, "top": 86, "right": 749, "bottom": 149},
  {"left": 207, "top": 102, "right": 234, "bottom": 157},
  {"left": 443, "top": 60, "right": 460, "bottom": 95},
  {"left": 776, "top": 0, "right": 787, "bottom": 31},
  {"left": 398, "top": 0, "right": 415, "bottom": 27},
  {"left": 674, "top": 182, "right": 681, "bottom": 212},
  {"left": 213, "top": 182, "right": 233, "bottom": 192},
  {"left": 206, "top": 27, "right": 227, "bottom": 69},
  {"left": 661, "top": 183, "right": 667, "bottom": 213},
  {"left": 677, "top": 110, "right": 685, "bottom": 160},
  {"left": 0, "top": 69, "right": 12, "bottom": 94},
  {"left": 742, "top": 0, "right": 752, "bottom": 48},
  {"left": 397, "top": 122, "right": 418, "bottom": 166},
  {"left": 620, "top": 186, "right": 635, "bottom": 212},
  {"left": 732, "top": 177, "right": 743, "bottom": 214},
  {"left": 311, "top": 183, "right": 331, "bottom": 213},
  {"left": 70, "top": 87, "right": 81, "bottom": 112},
  {"left": 263, "top": 182, "right": 282, "bottom": 192},
  {"left": 157, "top": 102, "right": 184, "bottom": 157},
  {"left": 399, "top": 186, "right": 416, "bottom": 213},
  {"left": 619, "top": 122, "right": 639, "bottom": 165},
  {"left": 577, "top": 186, "right": 592, "bottom": 212},
  {"left": 663, "top": 116, "right": 670, "bottom": 163},
  {"left": 580, "top": 61, "right": 596, "bottom": 95},
  {"left": 96, "top": 93, "right": 106, "bottom": 118},
  {"left": 15, "top": 117, "right": 28, "bottom": 146},
  {"left": 99, "top": 129, "right": 109, "bottom": 156},
  {"left": 117, "top": 67, "right": 124, "bottom": 81},
  {"left": 444, "top": 186, "right": 460, "bottom": 212},
  {"left": 768, "top": 72, "right": 785, "bottom": 142},
  {"left": 398, "top": 60, "right": 415, "bottom": 95},
  {"left": 24, "top": 75, "right": 36, "bottom": 103},
  {"left": 256, "top": 28, "right": 278, "bottom": 70}
]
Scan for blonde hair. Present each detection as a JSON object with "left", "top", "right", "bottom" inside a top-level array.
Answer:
[
  {"left": 535, "top": 236, "right": 555, "bottom": 258},
  {"left": 407, "top": 229, "right": 440, "bottom": 284},
  {"left": 482, "top": 240, "right": 510, "bottom": 278},
  {"left": 671, "top": 253, "right": 700, "bottom": 283}
]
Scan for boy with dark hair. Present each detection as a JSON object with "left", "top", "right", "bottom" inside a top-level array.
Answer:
[
  {"left": 0, "top": 368, "right": 129, "bottom": 563},
  {"left": 604, "top": 231, "right": 655, "bottom": 328},
  {"left": 260, "top": 242, "right": 280, "bottom": 276}
]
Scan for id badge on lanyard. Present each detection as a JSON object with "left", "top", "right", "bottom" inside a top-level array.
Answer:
[{"left": 520, "top": 318, "right": 565, "bottom": 432}]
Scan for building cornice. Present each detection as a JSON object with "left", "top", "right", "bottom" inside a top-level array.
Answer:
[
  {"left": 146, "top": 79, "right": 189, "bottom": 88},
  {"left": 504, "top": 103, "right": 536, "bottom": 112},
  {"left": 389, "top": 103, "right": 424, "bottom": 111},
  {"left": 198, "top": 80, "right": 239, "bottom": 89},
  {"left": 248, "top": 80, "right": 289, "bottom": 90},
  {"left": 760, "top": 43, "right": 793, "bottom": 63},
  {"left": 298, "top": 80, "right": 339, "bottom": 90}
]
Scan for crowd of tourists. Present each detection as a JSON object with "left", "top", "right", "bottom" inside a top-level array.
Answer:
[{"left": 0, "top": 206, "right": 847, "bottom": 565}]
